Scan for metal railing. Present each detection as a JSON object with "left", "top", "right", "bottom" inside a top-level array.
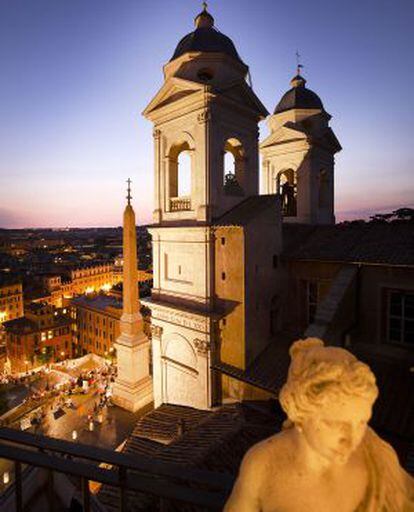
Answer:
[
  {"left": 0, "top": 427, "right": 233, "bottom": 511},
  {"left": 170, "top": 197, "right": 191, "bottom": 212}
]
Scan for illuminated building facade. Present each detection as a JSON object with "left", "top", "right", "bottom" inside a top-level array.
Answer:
[
  {"left": 72, "top": 294, "right": 121, "bottom": 358},
  {"left": 0, "top": 278, "right": 24, "bottom": 324},
  {"left": 67, "top": 263, "right": 114, "bottom": 296},
  {"left": 3, "top": 302, "right": 72, "bottom": 372}
]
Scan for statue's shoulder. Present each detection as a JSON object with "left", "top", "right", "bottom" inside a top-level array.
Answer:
[{"left": 243, "top": 430, "right": 292, "bottom": 470}]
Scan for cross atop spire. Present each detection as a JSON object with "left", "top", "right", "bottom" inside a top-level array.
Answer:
[
  {"left": 126, "top": 178, "right": 132, "bottom": 206},
  {"left": 296, "top": 50, "right": 304, "bottom": 76},
  {"left": 195, "top": 1, "right": 214, "bottom": 28}
]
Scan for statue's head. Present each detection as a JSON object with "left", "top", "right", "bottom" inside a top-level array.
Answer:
[{"left": 279, "top": 338, "right": 378, "bottom": 465}]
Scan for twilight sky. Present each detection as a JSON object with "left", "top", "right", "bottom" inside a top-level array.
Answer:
[{"left": 0, "top": 0, "right": 413, "bottom": 228}]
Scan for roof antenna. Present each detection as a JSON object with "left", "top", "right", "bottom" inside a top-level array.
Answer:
[
  {"left": 126, "top": 178, "right": 132, "bottom": 206},
  {"left": 295, "top": 50, "right": 304, "bottom": 76}
]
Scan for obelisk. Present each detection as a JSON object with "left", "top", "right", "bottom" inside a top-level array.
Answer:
[{"left": 112, "top": 179, "right": 152, "bottom": 412}]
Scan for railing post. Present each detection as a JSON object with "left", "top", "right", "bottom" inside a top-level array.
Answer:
[
  {"left": 14, "top": 461, "right": 23, "bottom": 512},
  {"left": 81, "top": 476, "right": 90, "bottom": 512},
  {"left": 47, "top": 469, "right": 55, "bottom": 512},
  {"left": 119, "top": 466, "right": 127, "bottom": 512}
]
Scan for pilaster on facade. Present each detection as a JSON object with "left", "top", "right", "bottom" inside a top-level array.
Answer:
[{"left": 143, "top": 298, "right": 216, "bottom": 410}]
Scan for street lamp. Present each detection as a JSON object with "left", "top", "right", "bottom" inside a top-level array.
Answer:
[
  {"left": 3, "top": 472, "right": 9, "bottom": 484},
  {"left": 72, "top": 430, "right": 78, "bottom": 441},
  {"left": 88, "top": 420, "right": 94, "bottom": 432}
]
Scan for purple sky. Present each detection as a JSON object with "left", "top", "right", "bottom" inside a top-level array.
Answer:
[{"left": 0, "top": 0, "right": 413, "bottom": 228}]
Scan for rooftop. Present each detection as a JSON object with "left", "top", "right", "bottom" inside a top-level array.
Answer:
[
  {"left": 214, "top": 194, "right": 279, "bottom": 227},
  {"left": 3, "top": 314, "right": 71, "bottom": 334},
  {"left": 0, "top": 272, "right": 21, "bottom": 288},
  {"left": 283, "top": 221, "right": 414, "bottom": 266},
  {"left": 274, "top": 74, "right": 325, "bottom": 115},
  {"left": 72, "top": 294, "right": 122, "bottom": 312},
  {"left": 98, "top": 401, "right": 282, "bottom": 511},
  {"left": 170, "top": 7, "right": 245, "bottom": 67}
]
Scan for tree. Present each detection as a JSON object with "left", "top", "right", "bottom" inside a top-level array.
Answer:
[{"left": 369, "top": 207, "right": 414, "bottom": 223}]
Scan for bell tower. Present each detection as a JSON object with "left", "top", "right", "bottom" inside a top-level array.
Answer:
[
  {"left": 142, "top": 5, "right": 267, "bottom": 409},
  {"left": 261, "top": 72, "right": 341, "bottom": 225},
  {"left": 144, "top": 5, "right": 267, "bottom": 225}
]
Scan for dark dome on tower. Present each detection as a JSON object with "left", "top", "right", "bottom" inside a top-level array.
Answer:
[
  {"left": 274, "top": 74, "right": 325, "bottom": 114},
  {"left": 170, "top": 6, "right": 244, "bottom": 65}
]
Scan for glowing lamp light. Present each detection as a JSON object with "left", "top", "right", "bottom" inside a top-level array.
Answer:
[
  {"left": 0, "top": 312, "right": 7, "bottom": 322},
  {"left": 97, "top": 413, "right": 103, "bottom": 424},
  {"left": 101, "top": 283, "right": 111, "bottom": 292},
  {"left": 85, "top": 287, "right": 95, "bottom": 295},
  {"left": 89, "top": 421, "right": 94, "bottom": 432},
  {"left": 72, "top": 430, "right": 78, "bottom": 441},
  {"left": 60, "top": 351, "right": 65, "bottom": 358},
  {"left": 3, "top": 472, "right": 10, "bottom": 484}
]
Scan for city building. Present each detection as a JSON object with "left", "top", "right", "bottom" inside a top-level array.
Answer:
[
  {"left": 67, "top": 263, "right": 114, "bottom": 296},
  {"left": 0, "top": 274, "right": 24, "bottom": 324},
  {"left": 3, "top": 302, "right": 72, "bottom": 372},
  {"left": 25, "top": 263, "right": 117, "bottom": 309},
  {"left": 71, "top": 294, "right": 122, "bottom": 358}
]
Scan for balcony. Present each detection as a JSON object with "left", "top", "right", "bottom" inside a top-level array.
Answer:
[
  {"left": 169, "top": 197, "right": 191, "bottom": 212},
  {"left": 0, "top": 427, "right": 231, "bottom": 511}
]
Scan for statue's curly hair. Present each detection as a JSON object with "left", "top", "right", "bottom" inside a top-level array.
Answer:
[{"left": 279, "top": 338, "right": 378, "bottom": 425}]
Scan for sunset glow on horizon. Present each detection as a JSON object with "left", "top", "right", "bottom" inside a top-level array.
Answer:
[{"left": 1, "top": 0, "right": 413, "bottom": 228}]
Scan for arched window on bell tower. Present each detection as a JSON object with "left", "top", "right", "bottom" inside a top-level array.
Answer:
[
  {"left": 168, "top": 141, "right": 193, "bottom": 212},
  {"left": 276, "top": 169, "right": 297, "bottom": 217},
  {"left": 223, "top": 138, "right": 245, "bottom": 196},
  {"left": 178, "top": 151, "right": 191, "bottom": 197}
]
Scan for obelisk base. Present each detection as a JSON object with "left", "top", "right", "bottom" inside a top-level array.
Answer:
[
  {"left": 112, "top": 376, "right": 153, "bottom": 413},
  {"left": 112, "top": 331, "right": 153, "bottom": 412}
]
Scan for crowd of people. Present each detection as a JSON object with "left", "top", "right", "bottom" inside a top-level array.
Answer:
[{"left": 0, "top": 359, "right": 118, "bottom": 433}]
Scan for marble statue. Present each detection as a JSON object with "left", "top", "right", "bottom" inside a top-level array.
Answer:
[{"left": 225, "top": 338, "right": 414, "bottom": 512}]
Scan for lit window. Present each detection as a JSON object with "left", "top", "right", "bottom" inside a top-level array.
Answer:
[
  {"left": 387, "top": 291, "right": 414, "bottom": 345},
  {"left": 41, "top": 332, "right": 47, "bottom": 342},
  {"left": 48, "top": 330, "right": 53, "bottom": 339}
]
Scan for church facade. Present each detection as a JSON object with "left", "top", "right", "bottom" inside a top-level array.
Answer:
[{"left": 141, "top": 5, "right": 414, "bottom": 411}]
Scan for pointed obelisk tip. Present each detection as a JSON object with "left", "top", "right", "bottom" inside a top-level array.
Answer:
[{"left": 126, "top": 178, "right": 132, "bottom": 206}]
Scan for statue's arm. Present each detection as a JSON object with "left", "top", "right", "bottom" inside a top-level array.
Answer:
[{"left": 224, "top": 448, "right": 262, "bottom": 512}]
